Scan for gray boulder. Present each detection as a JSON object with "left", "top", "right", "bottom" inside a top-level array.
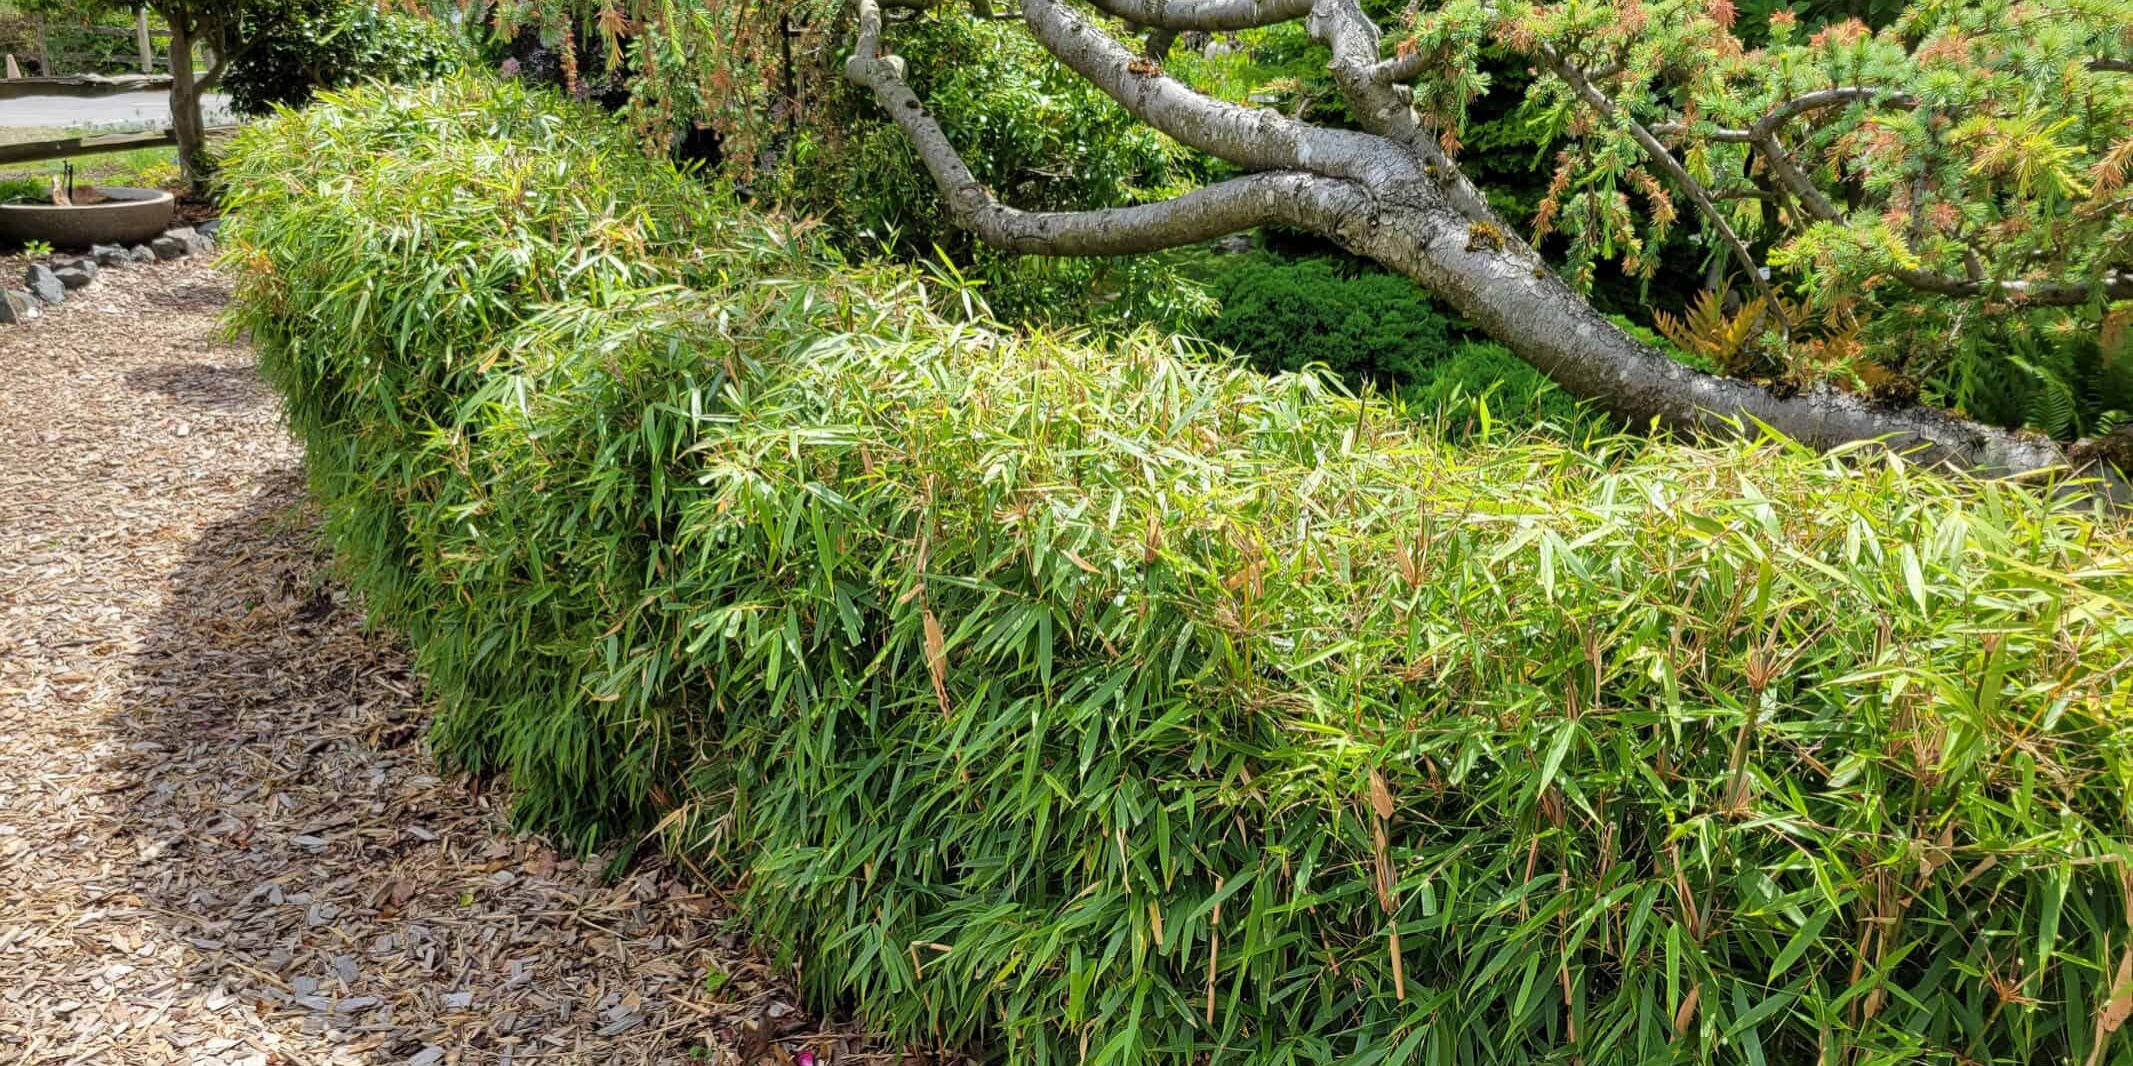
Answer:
[
  {"left": 0, "top": 290, "right": 35, "bottom": 323},
  {"left": 127, "top": 245, "right": 155, "bottom": 263},
  {"left": 150, "top": 234, "right": 188, "bottom": 260},
  {"left": 91, "top": 243, "right": 128, "bottom": 267},
  {"left": 24, "top": 264, "right": 64, "bottom": 304},
  {"left": 195, "top": 217, "right": 221, "bottom": 239},
  {"left": 54, "top": 267, "right": 92, "bottom": 291},
  {"left": 55, "top": 257, "right": 96, "bottom": 283},
  {"left": 165, "top": 225, "right": 212, "bottom": 254}
]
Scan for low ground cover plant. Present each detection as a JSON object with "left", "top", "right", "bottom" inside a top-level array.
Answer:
[{"left": 223, "top": 77, "right": 2133, "bottom": 1066}]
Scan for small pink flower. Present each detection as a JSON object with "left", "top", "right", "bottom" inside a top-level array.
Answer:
[
  {"left": 500, "top": 57, "right": 522, "bottom": 76},
  {"left": 793, "top": 1051, "right": 817, "bottom": 1066}
]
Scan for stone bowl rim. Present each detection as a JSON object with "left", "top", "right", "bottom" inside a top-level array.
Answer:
[{"left": 0, "top": 186, "right": 174, "bottom": 214}]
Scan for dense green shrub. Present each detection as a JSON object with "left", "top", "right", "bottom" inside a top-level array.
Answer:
[
  {"left": 1405, "top": 341, "right": 1585, "bottom": 439},
  {"left": 221, "top": 0, "right": 465, "bottom": 116},
  {"left": 1190, "top": 258, "right": 1591, "bottom": 438},
  {"left": 1197, "top": 255, "right": 1453, "bottom": 389},
  {"left": 225, "top": 78, "right": 2133, "bottom": 1066}
]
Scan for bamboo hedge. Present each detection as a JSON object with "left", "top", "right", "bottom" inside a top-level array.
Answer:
[{"left": 222, "top": 77, "right": 2133, "bottom": 1066}]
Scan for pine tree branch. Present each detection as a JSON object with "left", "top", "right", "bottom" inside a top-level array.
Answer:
[{"left": 1543, "top": 49, "right": 1789, "bottom": 329}]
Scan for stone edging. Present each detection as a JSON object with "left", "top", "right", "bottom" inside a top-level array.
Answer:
[{"left": 2, "top": 218, "right": 220, "bottom": 324}]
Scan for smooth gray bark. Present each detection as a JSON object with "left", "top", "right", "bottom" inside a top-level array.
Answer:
[{"left": 1083, "top": 0, "right": 1312, "bottom": 30}]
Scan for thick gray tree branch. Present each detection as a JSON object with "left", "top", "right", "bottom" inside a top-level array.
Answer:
[
  {"left": 1300, "top": 0, "right": 1495, "bottom": 221},
  {"left": 845, "top": 0, "right": 2126, "bottom": 498},
  {"left": 846, "top": 0, "right": 1370, "bottom": 255},
  {"left": 1016, "top": 0, "right": 1420, "bottom": 184},
  {"left": 1083, "top": 0, "right": 1312, "bottom": 31}
]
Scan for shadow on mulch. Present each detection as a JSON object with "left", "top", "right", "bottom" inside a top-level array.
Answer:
[
  {"left": 125, "top": 362, "right": 277, "bottom": 413},
  {"left": 104, "top": 470, "right": 872, "bottom": 1063},
  {"left": 143, "top": 278, "right": 235, "bottom": 313},
  {"left": 108, "top": 470, "right": 442, "bottom": 1057}
]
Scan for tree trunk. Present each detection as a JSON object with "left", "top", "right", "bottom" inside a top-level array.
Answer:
[
  {"left": 136, "top": 7, "right": 155, "bottom": 74},
  {"left": 166, "top": 20, "right": 210, "bottom": 193}
]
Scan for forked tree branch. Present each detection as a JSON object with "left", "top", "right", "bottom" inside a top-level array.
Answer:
[
  {"left": 846, "top": 0, "right": 1370, "bottom": 255},
  {"left": 843, "top": 0, "right": 2128, "bottom": 497},
  {"left": 1083, "top": 0, "right": 1312, "bottom": 30},
  {"left": 1304, "top": 0, "right": 1495, "bottom": 222},
  {"left": 1016, "top": 0, "right": 1420, "bottom": 184}
]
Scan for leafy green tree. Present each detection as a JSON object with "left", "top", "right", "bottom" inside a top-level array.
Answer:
[
  {"left": 30, "top": 0, "right": 344, "bottom": 187},
  {"left": 510, "top": 0, "right": 2133, "bottom": 489},
  {"left": 219, "top": 0, "right": 464, "bottom": 117}
]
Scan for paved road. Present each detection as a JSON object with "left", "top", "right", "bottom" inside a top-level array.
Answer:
[{"left": 0, "top": 90, "right": 232, "bottom": 134}]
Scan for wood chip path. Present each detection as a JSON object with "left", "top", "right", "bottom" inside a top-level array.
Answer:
[{"left": 0, "top": 262, "right": 885, "bottom": 1065}]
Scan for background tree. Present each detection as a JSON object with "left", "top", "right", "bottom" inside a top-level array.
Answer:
[
  {"left": 31, "top": 0, "right": 325, "bottom": 186},
  {"left": 147, "top": 0, "right": 285, "bottom": 185},
  {"left": 511, "top": 0, "right": 2131, "bottom": 488},
  {"left": 219, "top": 0, "right": 464, "bottom": 117}
]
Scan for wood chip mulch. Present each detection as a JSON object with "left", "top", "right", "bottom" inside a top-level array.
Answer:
[{"left": 0, "top": 262, "right": 889, "bottom": 1065}]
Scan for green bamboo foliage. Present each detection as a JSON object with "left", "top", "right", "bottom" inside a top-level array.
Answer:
[{"left": 222, "top": 77, "right": 2133, "bottom": 1066}]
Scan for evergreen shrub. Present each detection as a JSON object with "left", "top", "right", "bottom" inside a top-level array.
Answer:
[
  {"left": 1199, "top": 255, "right": 1453, "bottom": 389},
  {"left": 223, "top": 77, "right": 2133, "bottom": 1066}
]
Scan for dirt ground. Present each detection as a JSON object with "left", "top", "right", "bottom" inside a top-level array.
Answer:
[{"left": 0, "top": 262, "right": 877, "bottom": 1065}]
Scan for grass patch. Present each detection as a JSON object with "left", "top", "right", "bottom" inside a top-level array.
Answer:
[{"left": 0, "top": 144, "right": 179, "bottom": 188}]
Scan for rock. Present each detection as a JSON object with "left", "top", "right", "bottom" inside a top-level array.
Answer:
[
  {"left": 150, "top": 234, "right": 188, "bottom": 260},
  {"left": 53, "top": 267, "right": 92, "bottom": 291},
  {"left": 165, "top": 225, "right": 213, "bottom": 254},
  {"left": 0, "top": 290, "right": 34, "bottom": 323},
  {"left": 91, "top": 243, "right": 128, "bottom": 267},
  {"left": 1209, "top": 233, "right": 1255, "bottom": 254},
  {"left": 24, "top": 264, "right": 64, "bottom": 304},
  {"left": 127, "top": 244, "right": 155, "bottom": 263},
  {"left": 55, "top": 257, "right": 95, "bottom": 283},
  {"left": 196, "top": 217, "right": 221, "bottom": 239}
]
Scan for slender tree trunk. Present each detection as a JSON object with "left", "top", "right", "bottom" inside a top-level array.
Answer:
[
  {"left": 136, "top": 7, "right": 155, "bottom": 74},
  {"left": 166, "top": 19, "right": 210, "bottom": 193}
]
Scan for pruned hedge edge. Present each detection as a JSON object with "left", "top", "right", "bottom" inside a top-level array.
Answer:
[{"left": 223, "top": 77, "right": 2133, "bottom": 1066}]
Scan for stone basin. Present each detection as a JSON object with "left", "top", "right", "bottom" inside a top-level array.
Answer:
[{"left": 0, "top": 187, "right": 175, "bottom": 249}]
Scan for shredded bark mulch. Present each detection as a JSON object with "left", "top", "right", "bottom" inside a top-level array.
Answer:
[{"left": 0, "top": 263, "right": 882, "bottom": 1065}]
